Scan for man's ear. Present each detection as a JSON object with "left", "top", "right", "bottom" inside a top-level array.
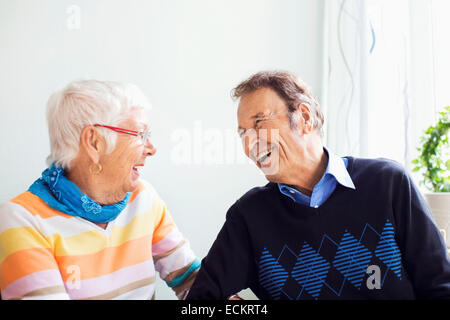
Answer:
[
  {"left": 79, "top": 126, "right": 104, "bottom": 163},
  {"left": 299, "top": 103, "right": 313, "bottom": 134}
]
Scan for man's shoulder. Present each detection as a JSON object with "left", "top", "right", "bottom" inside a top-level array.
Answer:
[
  {"left": 225, "top": 183, "right": 278, "bottom": 221},
  {"left": 350, "top": 156, "right": 407, "bottom": 178},
  {"left": 232, "top": 182, "right": 278, "bottom": 209}
]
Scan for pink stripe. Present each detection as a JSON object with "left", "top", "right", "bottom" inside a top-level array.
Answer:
[
  {"left": 151, "top": 228, "right": 184, "bottom": 255},
  {"left": 2, "top": 269, "right": 64, "bottom": 300},
  {"left": 66, "top": 260, "right": 155, "bottom": 299}
]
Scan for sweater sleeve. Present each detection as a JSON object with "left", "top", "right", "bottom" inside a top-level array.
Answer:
[
  {"left": 393, "top": 169, "right": 450, "bottom": 299},
  {"left": 0, "top": 201, "right": 70, "bottom": 300},
  {"left": 151, "top": 196, "right": 200, "bottom": 300},
  {"left": 186, "top": 202, "right": 256, "bottom": 300}
]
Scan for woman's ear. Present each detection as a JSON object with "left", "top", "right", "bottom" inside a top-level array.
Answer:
[{"left": 79, "top": 126, "right": 104, "bottom": 163}]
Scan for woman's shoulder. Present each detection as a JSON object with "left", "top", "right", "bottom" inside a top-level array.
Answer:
[
  {"left": 129, "top": 179, "right": 159, "bottom": 202},
  {"left": 1, "top": 191, "right": 72, "bottom": 220},
  {"left": 0, "top": 191, "right": 77, "bottom": 241},
  {"left": 125, "top": 179, "right": 163, "bottom": 212},
  {"left": 0, "top": 192, "right": 44, "bottom": 235}
]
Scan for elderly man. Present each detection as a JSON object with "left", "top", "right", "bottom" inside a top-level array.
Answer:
[{"left": 187, "top": 71, "right": 450, "bottom": 300}]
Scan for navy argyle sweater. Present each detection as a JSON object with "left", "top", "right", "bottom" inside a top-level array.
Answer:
[{"left": 187, "top": 157, "right": 450, "bottom": 300}]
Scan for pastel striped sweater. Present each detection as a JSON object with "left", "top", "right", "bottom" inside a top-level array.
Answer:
[{"left": 0, "top": 179, "right": 199, "bottom": 300}]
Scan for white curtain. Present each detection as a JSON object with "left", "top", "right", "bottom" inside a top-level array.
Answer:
[{"left": 321, "top": 0, "right": 444, "bottom": 175}]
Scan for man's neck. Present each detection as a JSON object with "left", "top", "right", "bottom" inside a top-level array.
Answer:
[{"left": 284, "top": 143, "right": 328, "bottom": 197}]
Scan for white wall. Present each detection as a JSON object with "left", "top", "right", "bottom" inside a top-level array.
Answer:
[{"left": 0, "top": 0, "right": 324, "bottom": 299}]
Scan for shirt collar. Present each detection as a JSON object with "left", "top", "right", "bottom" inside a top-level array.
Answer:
[{"left": 323, "top": 147, "right": 355, "bottom": 190}]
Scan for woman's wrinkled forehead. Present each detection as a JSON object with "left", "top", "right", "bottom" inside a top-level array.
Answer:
[{"left": 119, "top": 107, "right": 150, "bottom": 129}]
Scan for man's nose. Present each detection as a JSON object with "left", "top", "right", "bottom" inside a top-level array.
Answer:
[{"left": 241, "top": 131, "right": 258, "bottom": 158}]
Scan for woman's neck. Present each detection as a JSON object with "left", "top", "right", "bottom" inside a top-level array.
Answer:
[{"left": 66, "top": 162, "right": 125, "bottom": 206}]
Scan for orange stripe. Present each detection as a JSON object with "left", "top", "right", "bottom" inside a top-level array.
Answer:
[
  {"left": 129, "top": 180, "right": 146, "bottom": 203},
  {"left": 11, "top": 179, "right": 146, "bottom": 220},
  {"left": 11, "top": 192, "right": 72, "bottom": 219},
  {"left": 152, "top": 200, "right": 176, "bottom": 244},
  {"left": 56, "top": 235, "right": 152, "bottom": 281},
  {"left": 0, "top": 247, "right": 59, "bottom": 289}
]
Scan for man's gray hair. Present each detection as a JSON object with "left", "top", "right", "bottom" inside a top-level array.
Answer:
[{"left": 232, "top": 71, "right": 324, "bottom": 136}]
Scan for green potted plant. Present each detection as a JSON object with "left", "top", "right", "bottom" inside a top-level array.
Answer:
[{"left": 412, "top": 105, "right": 450, "bottom": 247}]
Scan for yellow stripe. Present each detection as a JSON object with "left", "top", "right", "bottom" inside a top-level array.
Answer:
[
  {"left": 49, "top": 197, "right": 172, "bottom": 256},
  {"left": 50, "top": 211, "right": 153, "bottom": 256},
  {"left": 0, "top": 227, "right": 51, "bottom": 264},
  {"left": 1, "top": 192, "right": 174, "bottom": 259},
  {"left": 109, "top": 209, "right": 155, "bottom": 247},
  {"left": 0, "top": 208, "right": 157, "bottom": 261},
  {"left": 48, "top": 230, "right": 108, "bottom": 257}
]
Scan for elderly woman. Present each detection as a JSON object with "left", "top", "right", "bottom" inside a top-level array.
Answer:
[{"left": 0, "top": 80, "right": 200, "bottom": 300}]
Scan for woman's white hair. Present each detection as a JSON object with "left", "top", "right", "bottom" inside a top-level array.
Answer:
[{"left": 46, "top": 80, "right": 151, "bottom": 170}]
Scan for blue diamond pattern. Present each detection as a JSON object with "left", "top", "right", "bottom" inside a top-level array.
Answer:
[
  {"left": 258, "top": 220, "right": 405, "bottom": 299},
  {"left": 258, "top": 248, "right": 289, "bottom": 299},
  {"left": 291, "top": 242, "right": 330, "bottom": 299},
  {"left": 374, "top": 220, "right": 402, "bottom": 279},
  {"left": 332, "top": 231, "right": 373, "bottom": 289}
]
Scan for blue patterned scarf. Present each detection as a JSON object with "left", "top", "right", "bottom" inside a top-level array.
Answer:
[{"left": 28, "top": 164, "right": 130, "bottom": 223}]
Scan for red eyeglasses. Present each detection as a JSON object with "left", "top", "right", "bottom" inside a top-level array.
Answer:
[{"left": 94, "top": 124, "right": 151, "bottom": 145}]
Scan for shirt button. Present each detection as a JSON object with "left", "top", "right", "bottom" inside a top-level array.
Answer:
[{"left": 289, "top": 190, "right": 295, "bottom": 194}]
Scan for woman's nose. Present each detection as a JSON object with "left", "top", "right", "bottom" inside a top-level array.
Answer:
[{"left": 144, "top": 139, "right": 157, "bottom": 156}]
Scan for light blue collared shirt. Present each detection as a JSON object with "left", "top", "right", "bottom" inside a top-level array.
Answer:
[{"left": 277, "top": 148, "right": 355, "bottom": 207}]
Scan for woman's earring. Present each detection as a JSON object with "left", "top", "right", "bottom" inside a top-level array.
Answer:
[{"left": 89, "top": 162, "right": 103, "bottom": 175}]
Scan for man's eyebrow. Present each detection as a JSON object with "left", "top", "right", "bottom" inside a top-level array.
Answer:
[
  {"left": 237, "top": 111, "right": 271, "bottom": 134},
  {"left": 250, "top": 112, "right": 267, "bottom": 119}
]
